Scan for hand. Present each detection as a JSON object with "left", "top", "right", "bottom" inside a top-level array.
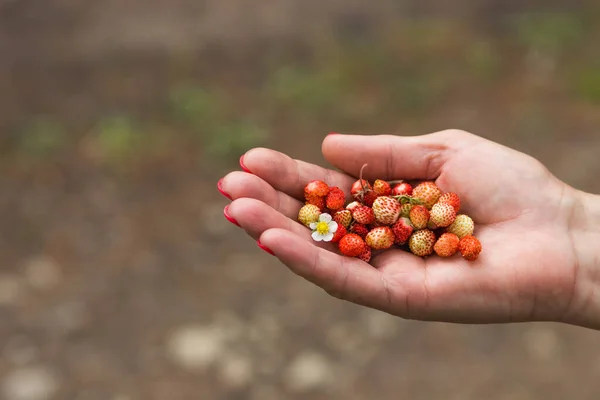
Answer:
[{"left": 218, "top": 130, "right": 598, "bottom": 329}]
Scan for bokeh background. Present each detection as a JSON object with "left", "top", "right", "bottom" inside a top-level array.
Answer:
[{"left": 2, "top": 1, "right": 600, "bottom": 399}]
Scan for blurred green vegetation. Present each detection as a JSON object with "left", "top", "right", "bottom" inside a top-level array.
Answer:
[{"left": 9, "top": 10, "right": 599, "bottom": 170}]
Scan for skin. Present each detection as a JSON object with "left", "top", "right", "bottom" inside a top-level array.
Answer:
[{"left": 220, "top": 129, "right": 600, "bottom": 330}]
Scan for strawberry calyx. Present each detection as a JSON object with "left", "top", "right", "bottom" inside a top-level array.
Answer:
[{"left": 391, "top": 194, "right": 423, "bottom": 205}]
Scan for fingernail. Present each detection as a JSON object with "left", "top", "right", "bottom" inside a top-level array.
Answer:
[
  {"left": 217, "top": 178, "right": 232, "bottom": 200},
  {"left": 257, "top": 240, "right": 274, "bottom": 255},
  {"left": 239, "top": 155, "right": 252, "bottom": 173},
  {"left": 223, "top": 205, "right": 240, "bottom": 227},
  {"left": 327, "top": 132, "right": 339, "bottom": 136}
]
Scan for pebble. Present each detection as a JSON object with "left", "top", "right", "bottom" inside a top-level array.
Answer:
[
  {"left": 524, "top": 325, "right": 561, "bottom": 361},
  {"left": 0, "top": 274, "right": 23, "bottom": 305},
  {"left": 284, "top": 351, "right": 334, "bottom": 393},
  {"left": 217, "top": 353, "right": 253, "bottom": 389},
  {"left": 23, "top": 256, "right": 62, "bottom": 290},
  {"left": 166, "top": 324, "right": 225, "bottom": 370},
  {"left": 2, "top": 366, "right": 59, "bottom": 400}
]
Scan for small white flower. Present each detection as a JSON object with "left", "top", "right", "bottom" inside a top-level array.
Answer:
[{"left": 309, "top": 213, "right": 338, "bottom": 242}]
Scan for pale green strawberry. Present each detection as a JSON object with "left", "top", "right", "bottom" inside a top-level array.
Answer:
[
  {"left": 298, "top": 204, "right": 321, "bottom": 227},
  {"left": 446, "top": 214, "right": 475, "bottom": 238}
]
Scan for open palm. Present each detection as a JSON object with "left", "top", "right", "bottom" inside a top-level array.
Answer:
[{"left": 220, "top": 130, "right": 581, "bottom": 325}]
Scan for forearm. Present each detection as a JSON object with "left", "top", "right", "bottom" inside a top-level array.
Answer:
[{"left": 564, "top": 190, "right": 600, "bottom": 330}]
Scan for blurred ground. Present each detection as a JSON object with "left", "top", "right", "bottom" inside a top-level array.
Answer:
[{"left": 1, "top": 1, "right": 600, "bottom": 399}]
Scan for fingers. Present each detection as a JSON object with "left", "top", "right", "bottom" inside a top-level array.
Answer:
[
  {"left": 226, "top": 197, "right": 337, "bottom": 252},
  {"left": 258, "top": 228, "right": 393, "bottom": 310},
  {"left": 322, "top": 130, "right": 476, "bottom": 181},
  {"left": 220, "top": 171, "right": 302, "bottom": 219},
  {"left": 240, "top": 148, "right": 356, "bottom": 200}
]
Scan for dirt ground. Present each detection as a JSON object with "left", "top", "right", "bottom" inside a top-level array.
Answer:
[{"left": 1, "top": 1, "right": 600, "bottom": 399}]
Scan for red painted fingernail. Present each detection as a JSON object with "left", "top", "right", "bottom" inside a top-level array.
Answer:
[
  {"left": 217, "top": 178, "right": 232, "bottom": 200},
  {"left": 327, "top": 132, "right": 339, "bottom": 136},
  {"left": 223, "top": 205, "right": 240, "bottom": 227},
  {"left": 239, "top": 155, "right": 251, "bottom": 173},
  {"left": 257, "top": 240, "right": 274, "bottom": 255}
]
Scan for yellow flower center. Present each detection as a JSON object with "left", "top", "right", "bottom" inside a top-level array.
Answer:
[{"left": 316, "top": 221, "right": 329, "bottom": 234}]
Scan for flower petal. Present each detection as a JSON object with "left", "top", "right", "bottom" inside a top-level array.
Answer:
[
  {"left": 322, "top": 232, "right": 334, "bottom": 242},
  {"left": 328, "top": 221, "right": 338, "bottom": 233},
  {"left": 309, "top": 222, "right": 318, "bottom": 230},
  {"left": 319, "top": 213, "right": 332, "bottom": 223},
  {"left": 311, "top": 231, "right": 323, "bottom": 241}
]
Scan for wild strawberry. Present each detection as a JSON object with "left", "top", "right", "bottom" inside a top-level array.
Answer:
[
  {"left": 446, "top": 214, "right": 475, "bottom": 238},
  {"left": 298, "top": 204, "right": 321, "bottom": 227},
  {"left": 373, "top": 179, "right": 392, "bottom": 196},
  {"left": 338, "top": 233, "right": 367, "bottom": 257},
  {"left": 458, "top": 235, "right": 482, "bottom": 261},
  {"left": 365, "top": 226, "right": 395, "bottom": 250},
  {"left": 438, "top": 192, "right": 461, "bottom": 213},
  {"left": 350, "top": 223, "right": 369, "bottom": 238},
  {"left": 408, "top": 229, "right": 436, "bottom": 257},
  {"left": 400, "top": 203, "right": 413, "bottom": 218},
  {"left": 433, "top": 232, "right": 460, "bottom": 257},
  {"left": 412, "top": 181, "right": 442, "bottom": 209},
  {"left": 391, "top": 217, "right": 413, "bottom": 245},
  {"left": 304, "top": 180, "right": 330, "bottom": 199},
  {"left": 333, "top": 210, "right": 352, "bottom": 229},
  {"left": 351, "top": 179, "right": 372, "bottom": 198},
  {"left": 325, "top": 187, "right": 346, "bottom": 211},
  {"left": 357, "top": 247, "right": 372, "bottom": 262},
  {"left": 362, "top": 191, "right": 378, "bottom": 207},
  {"left": 429, "top": 202, "right": 456, "bottom": 228},
  {"left": 306, "top": 195, "right": 326, "bottom": 211},
  {"left": 346, "top": 201, "right": 362, "bottom": 211},
  {"left": 409, "top": 205, "right": 430, "bottom": 230},
  {"left": 352, "top": 205, "right": 375, "bottom": 225},
  {"left": 331, "top": 224, "right": 347, "bottom": 243},
  {"left": 372, "top": 196, "right": 401, "bottom": 225},
  {"left": 392, "top": 182, "right": 413, "bottom": 196}
]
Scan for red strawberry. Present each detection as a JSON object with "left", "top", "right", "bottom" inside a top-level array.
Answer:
[
  {"left": 331, "top": 225, "right": 347, "bottom": 243},
  {"left": 365, "top": 226, "right": 395, "bottom": 250},
  {"left": 306, "top": 195, "right": 326, "bottom": 211},
  {"left": 350, "top": 223, "right": 369, "bottom": 238},
  {"left": 429, "top": 202, "right": 457, "bottom": 228},
  {"left": 362, "top": 191, "right": 378, "bottom": 207},
  {"left": 325, "top": 187, "right": 345, "bottom": 211},
  {"left": 372, "top": 196, "right": 401, "bottom": 225},
  {"left": 333, "top": 210, "right": 352, "bottom": 229},
  {"left": 338, "top": 233, "right": 367, "bottom": 257},
  {"left": 408, "top": 229, "right": 436, "bottom": 257},
  {"left": 346, "top": 201, "right": 362, "bottom": 211},
  {"left": 357, "top": 247, "right": 372, "bottom": 262},
  {"left": 438, "top": 192, "right": 461, "bottom": 213},
  {"left": 298, "top": 204, "right": 321, "bottom": 227},
  {"left": 391, "top": 217, "right": 414, "bottom": 245},
  {"left": 433, "top": 232, "right": 460, "bottom": 257},
  {"left": 392, "top": 182, "right": 413, "bottom": 196},
  {"left": 351, "top": 179, "right": 372, "bottom": 198},
  {"left": 447, "top": 214, "right": 475, "bottom": 238},
  {"left": 304, "top": 180, "right": 330, "bottom": 199},
  {"left": 412, "top": 181, "right": 442, "bottom": 209},
  {"left": 373, "top": 179, "right": 392, "bottom": 196},
  {"left": 409, "top": 205, "right": 430, "bottom": 230},
  {"left": 458, "top": 235, "right": 482, "bottom": 261},
  {"left": 352, "top": 206, "right": 375, "bottom": 225}
]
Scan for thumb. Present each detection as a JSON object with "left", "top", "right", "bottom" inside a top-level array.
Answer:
[{"left": 322, "top": 130, "right": 473, "bottom": 181}]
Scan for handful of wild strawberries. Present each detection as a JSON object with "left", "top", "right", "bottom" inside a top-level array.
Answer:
[{"left": 297, "top": 164, "right": 482, "bottom": 263}]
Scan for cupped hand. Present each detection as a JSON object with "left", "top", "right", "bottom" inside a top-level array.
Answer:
[{"left": 219, "top": 130, "right": 586, "bottom": 326}]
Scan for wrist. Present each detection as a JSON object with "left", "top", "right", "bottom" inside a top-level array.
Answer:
[{"left": 563, "top": 189, "right": 600, "bottom": 329}]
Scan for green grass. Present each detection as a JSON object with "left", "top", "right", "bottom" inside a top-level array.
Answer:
[{"left": 17, "top": 115, "right": 67, "bottom": 157}]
